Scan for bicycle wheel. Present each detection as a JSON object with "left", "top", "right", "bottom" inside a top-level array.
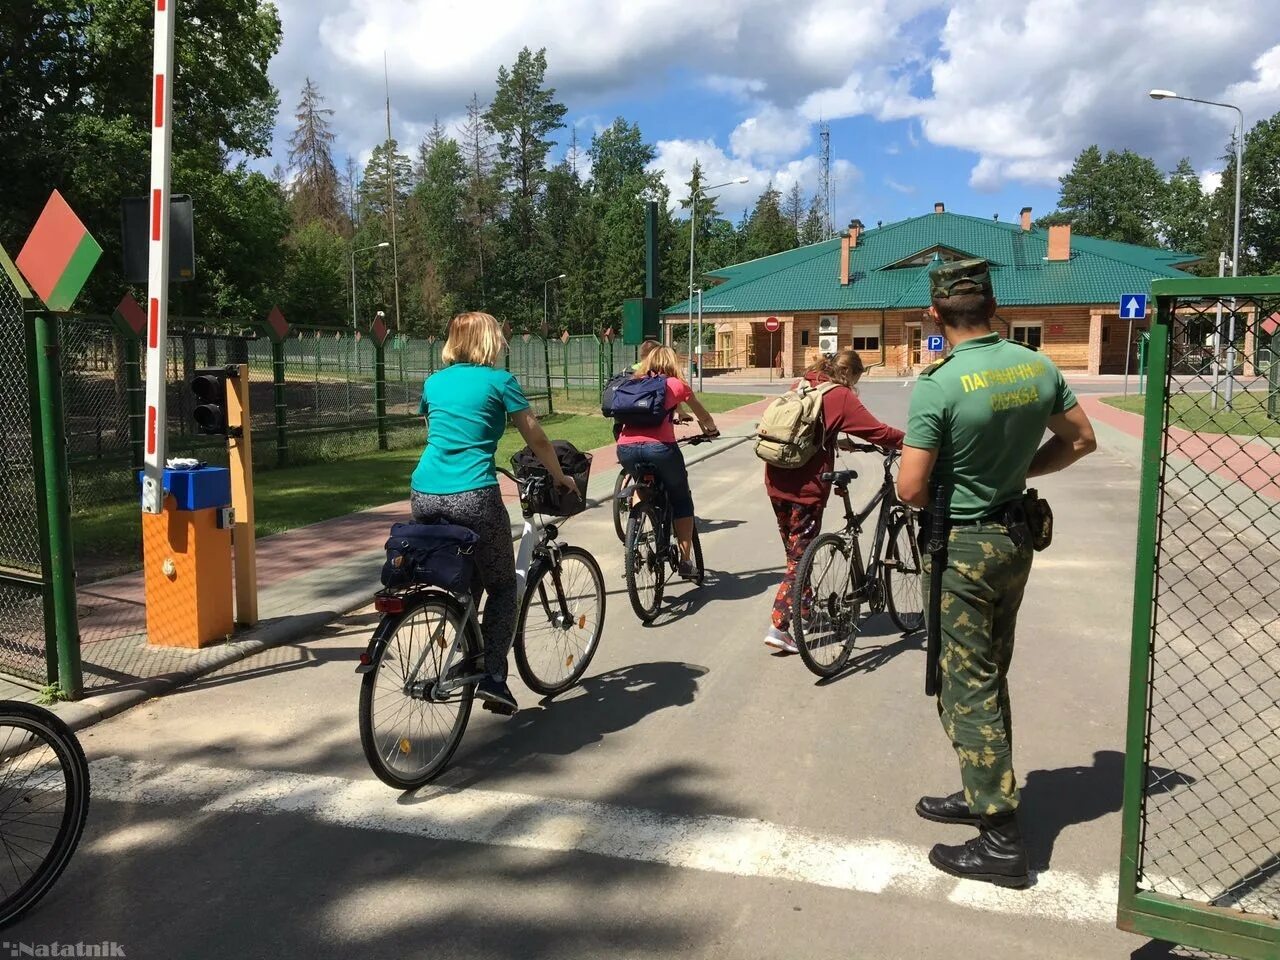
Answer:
[
  {"left": 793, "top": 533, "right": 862, "bottom": 678},
  {"left": 515, "top": 546, "right": 606, "bottom": 696},
  {"left": 689, "top": 524, "right": 705, "bottom": 586},
  {"left": 612, "top": 470, "right": 628, "bottom": 543},
  {"left": 885, "top": 512, "right": 925, "bottom": 634},
  {"left": 625, "top": 505, "right": 666, "bottom": 623},
  {"left": 359, "top": 592, "right": 478, "bottom": 790},
  {"left": 0, "top": 702, "right": 90, "bottom": 927}
]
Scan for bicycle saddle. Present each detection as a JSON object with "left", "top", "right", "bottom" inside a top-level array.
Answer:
[{"left": 821, "top": 469, "right": 858, "bottom": 484}]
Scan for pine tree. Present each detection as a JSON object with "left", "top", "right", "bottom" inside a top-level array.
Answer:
[
  {"left": 287, "top": 78, "right": 344, "bottom": 228},
  {"left": 782, "top": 182, "right": 805, "bottom": 241},
  {"left": 800, "top": 193, "right": 825, "bottom": 245},
  {"left": 742, "top": 181, "right": 796, "bottom": 259},
  {"left": 458, "top": 93, "right": 498, "bottom": 306},
  {"left": 484, "top": 47, "right": 568, "bottom": 327},
  {"left": 1039, "top": 145, "right": 1166, "bottom": 245},
  {"left": 408, "top": 132, "right": 469, "bottom": 334},
  {"left": 1159, "top": 158, "right": 1208, "bottom": 256}
]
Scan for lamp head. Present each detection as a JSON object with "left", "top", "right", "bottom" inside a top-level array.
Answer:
[
  {"left": 1149, "top": 89, "right": 1177, "bottom": 101},
  {"left": 377, "top": 241, "right": 391, "bottom": 249},
  {"left": 733, "top": 176, "right": 749, "bottom": 184}
]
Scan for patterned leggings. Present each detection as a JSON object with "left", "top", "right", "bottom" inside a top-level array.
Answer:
[
  {"left": 770, "top": 498, "right": 825, "bottom": 632},
  {"left": 410, "top": 486, "right": 515, "bottom": 680}
]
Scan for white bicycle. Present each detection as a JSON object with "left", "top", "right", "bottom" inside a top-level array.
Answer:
[{"left": 356, "top": 469, "right": 606, "bottom": 790}]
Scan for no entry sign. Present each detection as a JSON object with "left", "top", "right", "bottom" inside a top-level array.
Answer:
[{"left": 764, "top": 316, "right": 780, "bottom": 332}]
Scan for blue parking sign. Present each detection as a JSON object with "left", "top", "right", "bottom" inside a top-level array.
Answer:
[{"left": 925, "top": 334, "right": 946, "bottom": 352}]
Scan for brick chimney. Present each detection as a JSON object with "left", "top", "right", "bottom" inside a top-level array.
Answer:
[
  {"left": 848, "top": 218, "right": 864, "bottom": 248},
  {"left": 934, "top": 202, "right": 945, "bottom": 214},
  {"left": 839, "top": 233, "right": 851, "bottom": 285},
  {"left": 1048, "top": 222, "right": 1072, "bottom": 261},
  {"left": 1020, "top": 206, "right": 1032, "bottom": 232}
]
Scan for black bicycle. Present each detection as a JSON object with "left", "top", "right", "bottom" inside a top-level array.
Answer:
[
  {"left": 792, "top": 444, "right": 925, "bottom": 678},
  {"left": 620, "top": 434, "right": 715, "bottom": 623},
  {"left": 0, "top": 702, "right": 90, "bottom": 926},
  {"left": 358, "top": 470, "right": 606, "bottom": 790}
]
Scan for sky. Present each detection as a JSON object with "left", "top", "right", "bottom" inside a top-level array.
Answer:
[{"left": 263, "top": 0, "right": 1280, "bottom": 230}]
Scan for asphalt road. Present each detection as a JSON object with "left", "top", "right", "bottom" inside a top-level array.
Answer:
[{"left": 15, "top": 391, "right": 1173, "bottom": 960}]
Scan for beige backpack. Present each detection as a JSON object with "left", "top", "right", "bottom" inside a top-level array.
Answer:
[{"left": 754, "top": 381, "right": 838, "bottom": 469}]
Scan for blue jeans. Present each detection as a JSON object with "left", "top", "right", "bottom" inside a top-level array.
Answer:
[{"left": 617, "top": 442, "right": 694, "bottom": 519}]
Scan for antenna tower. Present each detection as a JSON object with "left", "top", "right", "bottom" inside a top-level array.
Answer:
[{"left": 819, "top": 120, "right": 833, "bottom": 238}]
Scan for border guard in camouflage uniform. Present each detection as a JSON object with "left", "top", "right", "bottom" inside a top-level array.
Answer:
[{"left": 897, "top": 258, "right": 1097, "bottom": 888}]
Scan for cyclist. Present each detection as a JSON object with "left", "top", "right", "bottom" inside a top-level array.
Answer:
[
  {"left": 411, "top": 311, "right": 578, "bottom": 714},
  {"left": 612, "top": 339, "right": 664, "bottom": 442},
  {"left": 763, "top": 348, "right": 904, "bottom": 654},
  {"left": 616, "top": 345, "right": 719, "bottom": 579}
]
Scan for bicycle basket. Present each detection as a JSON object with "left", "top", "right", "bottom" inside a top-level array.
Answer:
[
  {"left": 381, "top": 521, "right": 479, "bottom": 593},
  {"left": 511, "top": 441, "right": 592, "bottom": 517}
]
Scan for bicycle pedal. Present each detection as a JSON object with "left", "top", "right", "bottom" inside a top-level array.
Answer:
[{"left": 482, "top": 700, "right": 517, "bottom": 716}]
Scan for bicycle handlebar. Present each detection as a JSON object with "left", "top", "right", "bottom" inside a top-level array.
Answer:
[{"left": 677, "top": 432, "right": 719, "bottom": 446}]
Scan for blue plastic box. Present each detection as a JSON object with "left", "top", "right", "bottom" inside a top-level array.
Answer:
[{"left": 138, "top": 467, "right": 232, "bottom": 512}]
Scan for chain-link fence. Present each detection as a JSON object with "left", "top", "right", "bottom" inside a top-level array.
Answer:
[
  {"left": 0, "top": 268, "right": 48, "bottom": 684},
  {"left": 1120, "top": 279, "right": 1280, "bottom": 960}
]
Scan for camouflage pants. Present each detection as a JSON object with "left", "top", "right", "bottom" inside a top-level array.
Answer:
[{"left": 924, "top": 523, "right": 1033, "bottom": 815}]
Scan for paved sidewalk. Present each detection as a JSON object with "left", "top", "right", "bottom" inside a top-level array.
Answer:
[{"left": 21, "top": 399, "right": 770, "bottom": 730}]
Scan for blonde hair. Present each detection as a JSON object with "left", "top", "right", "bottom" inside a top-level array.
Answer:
[
  {"left": 635, "top": 345, "right": 684, "bottom": 381},
  {"left": 806, "top": 347, "right": 864, "bottom": 389},
  {"left": 443, "top": 312, "right": 506, "bottom": 367}
]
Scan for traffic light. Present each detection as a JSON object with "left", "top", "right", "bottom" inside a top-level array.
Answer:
[{"left": 190, "top": 367, "right": 231, "bottom": 436}]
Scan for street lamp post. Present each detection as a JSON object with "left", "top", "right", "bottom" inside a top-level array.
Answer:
[
  {"left": 544, "top": 273, "right": 566, "bottom": 414},
  {"left": 689, "top": 176, "right": 748, "bottom": 383},
  {"left": 1150, "top": 89, "right": 1244, "bottom": 406},
  {"left": 695, "top": 287, "right": 703, "bottom": 391},
  {"left": 351, "top": 242, "right": 391, "bottom": 330}
]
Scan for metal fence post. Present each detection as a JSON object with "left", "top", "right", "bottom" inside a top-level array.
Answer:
[
  {"left": 123, "top": 328, "right": 144, "bottom": 471},
  {"left": 272, "top": 339, "right": 287, "bottom": 466},
  {"left": 30, "top": 310, "right": 81, "bottom": 698},
  {"left": 375, "top": 337, "right": 388, "bottom": 451},
  {"left": 542, "top": 334, "right": 554, "bottom": 416}
]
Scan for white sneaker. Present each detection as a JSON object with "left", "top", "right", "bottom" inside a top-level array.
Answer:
[{"left": 764, "top": 626, "right": 799, "bottom": 655}]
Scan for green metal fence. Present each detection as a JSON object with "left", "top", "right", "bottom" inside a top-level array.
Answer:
[{"left": 1119, "top": 276, "right": 1280, "bottom": 959}]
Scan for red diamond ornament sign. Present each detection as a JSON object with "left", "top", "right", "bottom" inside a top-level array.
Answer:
[{"left": 16, "top": 191, "right": 102, "bottom": 312}]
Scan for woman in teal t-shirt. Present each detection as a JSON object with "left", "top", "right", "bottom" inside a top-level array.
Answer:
[{"left": 411, "top": 312, "right": 576, "bottom": 714}]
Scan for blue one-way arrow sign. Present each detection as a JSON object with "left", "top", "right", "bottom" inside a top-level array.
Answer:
[{"left": 1120, "top": 294, "right": 1147, "bottom": 319}]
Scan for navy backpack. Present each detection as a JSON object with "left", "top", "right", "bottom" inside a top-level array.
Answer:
[{"left": 609, "top": 375, "right": 668, "bottom": 426}]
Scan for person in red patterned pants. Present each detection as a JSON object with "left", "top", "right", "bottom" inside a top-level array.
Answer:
[{"left": 763, "top": 349, "right": 904, "bottom": 654}]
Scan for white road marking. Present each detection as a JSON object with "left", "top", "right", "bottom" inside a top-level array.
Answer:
[{"left": 88, "top": 756, "right": 1118, "bottom": 923}]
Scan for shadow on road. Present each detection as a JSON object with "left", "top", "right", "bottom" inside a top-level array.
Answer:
[
  {"left": 1021, "top": 750, "right": 1195, "bottom": 871},
  {"left": 816, "top": 622, "right": 924, "bottom": 685}
]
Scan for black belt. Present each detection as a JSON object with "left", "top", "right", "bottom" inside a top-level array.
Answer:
[{"left": 949, "top": 503, "right": 1027, "bottom": 527}]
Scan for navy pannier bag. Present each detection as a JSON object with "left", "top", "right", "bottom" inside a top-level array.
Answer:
[
  {"left": 610, "top": 375, "right": 668, "bottom": 426},
  {"left": 381, "top": 521, "right": 479, "bottom": 593}
]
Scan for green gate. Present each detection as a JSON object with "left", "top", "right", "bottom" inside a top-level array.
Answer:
[{"left": 1119, "top": 276, "right": 1280, "bottom": 959}]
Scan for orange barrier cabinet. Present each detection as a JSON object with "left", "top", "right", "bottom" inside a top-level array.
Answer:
[{"left": 141, "top": 467, "right": 234, "bottom": 648}]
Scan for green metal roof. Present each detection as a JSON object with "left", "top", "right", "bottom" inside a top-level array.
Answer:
[{"left": 664, "top": 211, "right": 1200, "bottom": 315}]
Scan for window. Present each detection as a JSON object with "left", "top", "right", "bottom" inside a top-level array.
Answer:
[
  {"left": 1011, "top": 323, "right": 1042, "bottom": 349},
  {"left": 801, "top": 330, "right": 810, "bottom": 346},
  {"left": 1102, "top": 326, "right": 1110, "bottom": 344},
  {"left": 850, "top": 324, "right": 880, "bottom": 352}
]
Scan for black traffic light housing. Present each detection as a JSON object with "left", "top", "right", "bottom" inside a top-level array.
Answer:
[{"left": 190, "top": 366, "right": 242, "bottom": 437}]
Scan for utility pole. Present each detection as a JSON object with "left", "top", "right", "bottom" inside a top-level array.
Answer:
[
  {"left": 384, "top": 54, "right": 403, "bottom": 333},
  {"left": 819, "top": 121, "right": 833, "bottom": 238}
]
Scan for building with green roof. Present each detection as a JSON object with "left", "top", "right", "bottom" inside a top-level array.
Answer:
[{"left": 663, "top": 203, "right": 1200, "bottom": 377}]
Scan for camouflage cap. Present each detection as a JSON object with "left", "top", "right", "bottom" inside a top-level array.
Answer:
[{"left": 929, "top": 257, "right": 993, "bottom": 299}]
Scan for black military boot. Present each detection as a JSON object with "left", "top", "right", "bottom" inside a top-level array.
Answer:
[
  {"left": 915, "top": 791, "right": 980, "bottom": 826},
  {"left": 928, "top": 812, "right": 1029, "bottom": 888}
]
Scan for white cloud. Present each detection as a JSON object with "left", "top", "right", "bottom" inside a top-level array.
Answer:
[
  {"left": 270, "top": 0, "right": 1280, "bottom": 195},
  {"left": 728, "top": 107, "right": 813, "bottom": 164},
  {"left": 647, "top": 138, "right": 858, "bottom": 219},
  {"left": 885, "top": 177, "right": 917, "bottom": 195},
  {"left": 1199, "top": 169, "right": 1224, "bottom": 194}
]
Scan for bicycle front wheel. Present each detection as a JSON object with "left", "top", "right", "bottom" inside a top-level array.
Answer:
[
  {"left": 885, "top": 512, "right": 925, "bottom": 634},
  {"left": 0, "top": 702, "right": 90, "bottom": 928},
  {"left": 793, "top": 533, "right": 862, "bottom": 678},
  {"left": 625, "top": 505, "right": 666, "bottom": 623},
  {"left": 612, "top": 470, "right": 629, "bottom": 543},
  {"left": 690, "top": 524, "right": 705, "bottom": 586},
  {"left": 515, "top": 546, "right": 606, "bottom": 696},
  {"left": 359, "top": 592, "right": 477, "bottom": 790}
]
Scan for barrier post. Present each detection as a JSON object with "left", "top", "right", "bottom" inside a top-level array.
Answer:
[{"left": 226, "top": 365, "right": 257, "bottom": 626}]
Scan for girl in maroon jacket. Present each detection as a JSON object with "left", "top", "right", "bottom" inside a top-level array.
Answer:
[{"left": 764, "top": 349, "right": 905, "bottom": 653}]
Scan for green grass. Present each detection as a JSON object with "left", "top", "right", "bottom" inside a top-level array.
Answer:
[
  {"left": 1102, "top": 390, "right": 1280, "bottom": 439},
  {"left": 70, "top": 391, "right": 763, "bottom": 581}
]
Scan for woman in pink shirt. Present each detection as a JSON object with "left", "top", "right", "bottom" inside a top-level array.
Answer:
[{"left": 616, "top": 346, "right": 719, "bottom": 578}]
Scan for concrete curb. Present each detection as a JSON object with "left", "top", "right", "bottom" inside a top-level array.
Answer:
[{"left": 52, "top": 425, "right": 755, "bottom": 733}]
